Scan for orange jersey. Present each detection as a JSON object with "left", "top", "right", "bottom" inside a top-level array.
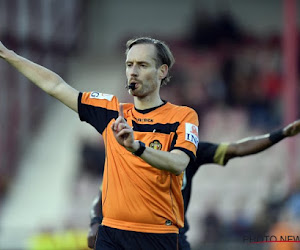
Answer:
[{"left": 78, "top": 92, "right": 199, "bottom": 234}]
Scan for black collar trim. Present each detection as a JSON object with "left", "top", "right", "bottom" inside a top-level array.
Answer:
[{"left": 134, "top": 100, "right": 167, "bottom": 114}]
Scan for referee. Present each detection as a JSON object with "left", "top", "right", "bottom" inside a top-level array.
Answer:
[{"left": 1, "top": 38, "right": 199, "bottom": 249}]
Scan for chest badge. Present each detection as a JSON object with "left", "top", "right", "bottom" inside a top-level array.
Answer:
[{"left": 149, "top": 140, "right": 162, "bottom": 150}]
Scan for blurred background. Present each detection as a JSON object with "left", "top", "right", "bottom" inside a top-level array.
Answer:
[{"left": 0, "top": 0, "right": 300, "bottom": 249}]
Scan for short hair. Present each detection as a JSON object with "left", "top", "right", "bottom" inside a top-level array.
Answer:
[{"left": 125, "top": 37, "right": 175, "bottom": 86}]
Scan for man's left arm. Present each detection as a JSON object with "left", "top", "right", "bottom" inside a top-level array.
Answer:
[{"left": 133, "top": 146, "right": 190, "bottom": 175}]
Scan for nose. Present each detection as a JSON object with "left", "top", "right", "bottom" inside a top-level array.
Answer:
[{"left": 129, "top": 64, "right": 138, "bottom": 77}]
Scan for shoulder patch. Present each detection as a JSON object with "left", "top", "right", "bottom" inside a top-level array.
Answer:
[
  {"left": 90, "top": 92, "right": 114, "bottom": 101},
  {"left": 185, "top": 123, "right": 199, "bottom": 147}
]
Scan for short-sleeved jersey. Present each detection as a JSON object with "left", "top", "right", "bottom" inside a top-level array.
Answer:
[
  {"left": 78, "top": 92, "right": 199, "bottom": 234},
  {"left": 180, "top": 142, "right": 228, "bottom": 235}
]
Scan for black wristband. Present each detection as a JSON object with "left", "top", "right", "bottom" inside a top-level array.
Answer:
[
  {"left": 90, "top": 216, "right": 103, "bottom": 226},
  {"left": 132, "top": 141, "right": 146, "bottom": 156},
  {"left": 269, "top": 129, "right": 285, "bottom": 144}
]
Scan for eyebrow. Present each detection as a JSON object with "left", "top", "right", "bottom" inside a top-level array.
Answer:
[{"left": 125, "top": 60, "right": 151, "bottom": 65}]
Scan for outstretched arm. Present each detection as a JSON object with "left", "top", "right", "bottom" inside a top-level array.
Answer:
[
  {"left": 224, "top": 120, "right": 300, "bottom": 163},
  {"left": 88, "top": 191, "right": 102, "bottom": 249},
  {"left": 0, "top": 41, "right": 79, "bottom": 112}
]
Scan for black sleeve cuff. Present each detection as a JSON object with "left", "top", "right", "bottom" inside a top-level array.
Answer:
[
  {"left": 172, "top": 147, "right": 196, "bottom": 162},
  {"left": 77, "top": 92, "right": 84, "bottom": 121},
  {"left": 269, "top": 129, "right": 285, "bottom": 144}
]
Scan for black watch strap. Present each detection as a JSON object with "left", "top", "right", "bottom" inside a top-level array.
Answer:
[{"left": 132, "top": 141, "right": 146, "bottom": 156}]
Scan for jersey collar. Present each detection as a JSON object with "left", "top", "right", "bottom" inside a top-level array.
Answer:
[{"left": 134, "top": 100, "right": 167, "bottom": 114}]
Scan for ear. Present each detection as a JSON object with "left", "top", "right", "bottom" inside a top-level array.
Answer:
[{"left": 158, "top": 64, "right": 168, "bottom": 80}]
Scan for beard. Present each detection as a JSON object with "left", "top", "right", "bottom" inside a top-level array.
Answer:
[{"left": 131, "top": 82, "right": 158, "bottom": 98}]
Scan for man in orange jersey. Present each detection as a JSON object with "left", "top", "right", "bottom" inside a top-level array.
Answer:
[{"left": 0, "top": 37, "right": 198, "bottom": 249}]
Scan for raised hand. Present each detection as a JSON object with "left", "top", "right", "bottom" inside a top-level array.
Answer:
[
  {"left": 283, "top": 120, "right": 300, "bottom": 137},
  {"left": 111, "top": 116, "right": 138, "bottom": 152},
  {"left": 87, "top": 223, "right": 99, "bottom": 249}
]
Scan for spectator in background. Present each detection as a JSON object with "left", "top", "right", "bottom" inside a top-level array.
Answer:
[
  {"left": 188, "top": 9, "right": 242, "bottom": 50},
  {"left": 201, "top": 207, "right": 223, "bottom": 243},
  {"left": 267, "top": 208, "right": 300, "bottom": 250}
]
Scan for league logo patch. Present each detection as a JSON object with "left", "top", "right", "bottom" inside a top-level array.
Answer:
[
  {"left": 185, "top": 123, "right": 199, "bottom": 147},
  {"left": 90, "top": 92, "right": 114, "bottom": 101},
  {"left": 149, "top": 140, "right": 162, "bottom": 150}
]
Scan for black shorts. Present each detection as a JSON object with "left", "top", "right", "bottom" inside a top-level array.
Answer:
[
  {"left": 178, "top": 233, "right": 191, "bottom": 250},
  {"left": 95, "top": 225, "right": 178, "bottom": 250}
]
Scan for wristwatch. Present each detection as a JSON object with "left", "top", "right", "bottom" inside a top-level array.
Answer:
[{"left": 132, "top": 141, "right": 146, "bottom": 156}]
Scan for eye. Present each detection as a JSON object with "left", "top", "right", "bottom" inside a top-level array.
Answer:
[
  {"left": 126, "top": 62, "right": 132, "bottom": 67},
  {"left": 140, "top": 64, "right": 147, "bottom": 68}
]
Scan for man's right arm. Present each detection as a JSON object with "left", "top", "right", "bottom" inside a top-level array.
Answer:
[{"left": 0, "top": 41, "right": 79, "bottom": 112}]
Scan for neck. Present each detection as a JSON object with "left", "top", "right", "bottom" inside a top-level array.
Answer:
[{"left": 134, "top": 94, "right": 164, "bottom": 110}]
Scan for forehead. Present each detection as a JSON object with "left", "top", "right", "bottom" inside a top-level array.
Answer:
[{"left": 126, "top": 43, "right": 157, "bottom": 63}]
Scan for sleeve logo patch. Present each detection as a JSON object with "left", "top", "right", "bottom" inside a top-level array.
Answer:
[
  {"left": 90, "top": 92, "right": 114, "bottom": 101},
  {"left": 185, "top": 123, "right": 199, "bottom": 147}
]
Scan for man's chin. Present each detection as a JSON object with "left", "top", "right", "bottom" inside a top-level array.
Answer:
[
  {"left": 128, "top": 89, "right": 136, "bottom": 96},
  {"left": 130, "top": 91, "right": 147, "bottom": 98},
  {"left": 128, "top": 87, "right": 142, "bottom": 96}
]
